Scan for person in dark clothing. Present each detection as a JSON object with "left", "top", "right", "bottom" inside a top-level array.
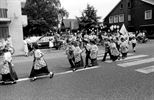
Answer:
[
  {"left": 66, "top": 42, "right": 75, "bottom": 68},
  {"left": 102, "top": 38, "right": 112, "bottom": 61},
  {"left": 90, "top": 40, "right": 98, "bottom": 66},
  {"left": 29, "top": 43, "right": 54, "bottom": 81},
  {"left": 83, "top": 39, "right": 91, "bottom": 68},
  {"left": 0, "top": 48, "right": 18, "bottom": 85}
]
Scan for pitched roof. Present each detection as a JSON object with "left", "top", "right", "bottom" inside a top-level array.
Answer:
[
  {"left": 62, "top": 19, "right": 79, "bottom": 30},
  {"left": 141, "top": 0, "right": 154, "bottom": 5},
  {"left": 104, "top": 0, "right": 121, "bottom": 20},
  {"left": 104, "top": 0, "right": 154, "bottom": 20}
]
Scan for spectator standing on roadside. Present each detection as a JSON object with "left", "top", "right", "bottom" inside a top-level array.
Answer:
[
  {"left": 6, "top": 35, "right": 13, "bottom": 47},
  {"left": 49, "top": 38, "right": 54, "bottom": 48}
]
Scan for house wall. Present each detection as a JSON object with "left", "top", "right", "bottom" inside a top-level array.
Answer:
[
  {"left": 7, "top": 0, "right": 25, "bottom": 55},
  {"left": 104, "top": 0, "right": 154, "bottom": 37},
  {"left": 0, "top": 0, "right": 27, "bottom": 55},
  {"left": 132, "top": 0, "right": 154, "bottom": 28}
]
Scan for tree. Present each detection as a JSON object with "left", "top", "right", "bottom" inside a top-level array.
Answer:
[
  {"left": 77, "top": 4, "right": 101, "bottom": 32},
  {"left": 58, "top": 7, "right": 69, "bottom": 20},
  {"left": 22, "top": 0, "right": 68, "bottom": 36}
]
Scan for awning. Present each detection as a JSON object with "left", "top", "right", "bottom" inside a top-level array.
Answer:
[{"left": 0, "top": 18, "right": 11, "bottom": 23}]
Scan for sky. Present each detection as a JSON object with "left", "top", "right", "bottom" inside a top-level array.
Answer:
[{"left": 60, "top": 0, "right": 121, "bottom": 20}]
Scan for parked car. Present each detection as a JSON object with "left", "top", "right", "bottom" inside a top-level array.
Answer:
[{"left": 35, "top": 36, "right": 54, "bottom": 49}]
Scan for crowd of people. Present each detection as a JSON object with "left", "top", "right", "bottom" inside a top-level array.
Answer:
[
  {"left": 0, "top": 30, "right": 139, "bottom": 85},
  {"left": 1, "top": 41, "right": 54, "bottom": 84}
]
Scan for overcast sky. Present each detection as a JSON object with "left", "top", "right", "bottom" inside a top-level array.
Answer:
[{"left": 60, "top": 0, "right": 121, "bottom": 20}]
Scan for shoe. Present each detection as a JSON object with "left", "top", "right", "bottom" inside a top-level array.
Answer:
[
  {"left": 49, "top": 72, "right": 54, "bottom": 78},
  {"left": 72, "top": 68, "right": 77, "bottom": 72},
  {"left": 11, "top": 81, "right": 16, "bottom": 84},
  {"left": 30, "top": 77, "right": 36, "bottom": 81},
  {"left": 84, "top": 65, "right": 88, "bottom": 68}
]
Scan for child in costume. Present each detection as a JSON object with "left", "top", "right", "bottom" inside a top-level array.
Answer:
[
  {"left": 1, "top": 48, "right": 18, "bottom": 84},
  {"left": 72, "top": 41, "right": 84, "bottom": 71},
  {"left": 90, "top": 40, "right": 98, "bottom": 66},
  {"left": 29, "top": 43, "right": 54, "bottom": 81}
]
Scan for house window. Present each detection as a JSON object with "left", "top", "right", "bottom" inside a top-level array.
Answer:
[
  {"left": 119, "top": 14, "right": 124, "bottom": 22},
  {"left": 109, "top": 16, "right": 113, "bottom": 24},
  {"left": 0, "top": 8, "right": 7, "bottom": 18},
  {"left": 128, "top": 2, "right": 131, "bottom": 8},
  {"left": 145, "top": 10, "right": 152, "bottom": 20},
  {"left": 0, "top": 27, "right": 9, "bottom": 39},
  {"left": 120, "top": 4, "right": 123, "bottom": 9},
  {"left": 128, "top": 15, "right": 131, "bottom": 21},
  {"left": 114, "top": 15, "right": 119, "bottom": 23}
]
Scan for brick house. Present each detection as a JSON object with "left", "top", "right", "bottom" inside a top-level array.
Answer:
[{"left": 104, "top": 0, "right": 154, "bottom": 38}]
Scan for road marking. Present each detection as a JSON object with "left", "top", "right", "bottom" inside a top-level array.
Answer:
[
  {"left": 104, "top": 55, "right": 148, "bottom": 63},
  {"left": 97, "top": 53, "right": 135, "bottom": 62},
  {"left": 15, "top": 66, "right": 100, "bottom": 82},
  {"left": 135, "top": 65, "right": 154, "bottom": 74},
  {"left": 17, "top": 78, "right": 29, "bottom": 82},
  {"left": 118, "top": 57, "right": 154, "bottom": 67}
]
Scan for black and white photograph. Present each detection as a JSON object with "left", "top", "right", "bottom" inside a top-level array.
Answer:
[{"left": 0, "top": 0, "right": 154, "bottom": 99}]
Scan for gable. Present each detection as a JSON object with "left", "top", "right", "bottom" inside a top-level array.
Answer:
[
  {"left": 62, "top": 19, "right": 79, "bottom": 30},
  {"left": 141, "top": 0, "right": 154, "bottom": 5},
  {"left": 104, "top": 0, "right": 121, "bottom": 20}
]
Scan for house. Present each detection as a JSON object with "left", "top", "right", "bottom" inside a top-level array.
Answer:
[
  {"left": 104, "top": 0, "right": 154, "bottom": 38},
  {"left": 61, "top": 19, "right": 79, "bottom": 31},
  {"left": 0, "top": 0, "right": 27, "bottom": 55}
]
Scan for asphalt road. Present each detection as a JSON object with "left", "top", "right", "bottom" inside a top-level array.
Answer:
[{"left": 0, "top": 40, "right": 154, "bottom": 100}]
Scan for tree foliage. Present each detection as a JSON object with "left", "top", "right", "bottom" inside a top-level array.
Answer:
[
  {"left": 23, "top": 0, "right": 68, "bottom": 36},
  {"left": 77, "top": 4, "right": 101, "bottom": 32}
]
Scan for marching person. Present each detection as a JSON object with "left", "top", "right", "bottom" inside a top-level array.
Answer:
[
  {"left": 120, "top": 37, "right": 129, "bottom": 59},
  {"left": 29, "top": 43, "right": 54, "bottom": 81},
  {"left": 0, "top": 47, "right": 18, "bottom": 84},
  {"left": 90, "top": 40, "right": 98, "bottom": 66},
  {"left": 66, "top": 42, "right": 75, "bottom": 69},
  {"left": 110, "top": 39, "right": 120, "bottom": 61},
  {"left": 102, "top": 38, "right": 111, "bottom": 62},
  {"left": 83, "top": 39, "right": 91, "bottom": 68},
  {"left": 131, "top": 36, "right": 137, "bottom": 52},
  {"left": 72, "top": 41, "right": 84, "bottom": 71}
]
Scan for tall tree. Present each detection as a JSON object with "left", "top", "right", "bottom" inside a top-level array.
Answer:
[
  {"left": 23, "top": 0, "right": 68, "bottom": 36},
  {"left": 77, "top": 4, "right": 101, "bottom": 32}
]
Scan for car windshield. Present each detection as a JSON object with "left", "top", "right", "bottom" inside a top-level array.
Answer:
[{"left": 37, "top": 36, "right": 54, "bottom": 43}]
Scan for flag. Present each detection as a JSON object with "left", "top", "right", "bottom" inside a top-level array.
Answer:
[
  {"left": 120, "top": 24, "right": 129, "bottom": 41},
  {"left": 120, "top": 24, "right": 128, "bottom": 35}
]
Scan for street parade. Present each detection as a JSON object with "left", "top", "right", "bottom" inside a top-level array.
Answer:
[
  {"left": 0, "top": 27, "right": 140, "bottom": 84},
  {"left": 0, "top": 0, "right": 154, "bottom": 99}
]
